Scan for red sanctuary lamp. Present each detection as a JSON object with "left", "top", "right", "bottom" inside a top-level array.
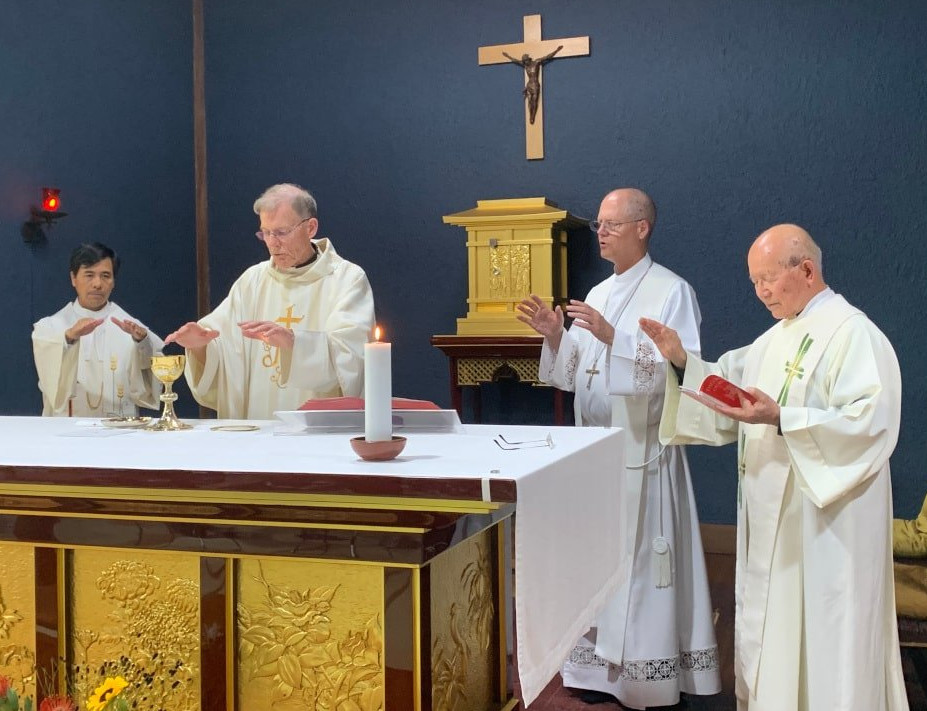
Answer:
[{"left": 23, "top": 186, "right": 68, "bottom": 243}]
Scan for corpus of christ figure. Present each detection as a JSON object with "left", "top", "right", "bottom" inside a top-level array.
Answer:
[{"left": 501, "top": 45, "right": 563, "bottom": 124}]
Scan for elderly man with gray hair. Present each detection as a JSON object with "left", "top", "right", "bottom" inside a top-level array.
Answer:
[
  {"left": 641, "top": 224, "right": 907, "bottom": 710},
  {"left": 165, "top": 183, "right": 375, "bottom": 419}
]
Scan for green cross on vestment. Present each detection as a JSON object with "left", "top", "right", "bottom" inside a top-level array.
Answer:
[
  {"left": 737, "top": 432, "right": 746, "bottom": 508},
  {"left": 776, "top": 333, "right": 813, "bottom": 406}
]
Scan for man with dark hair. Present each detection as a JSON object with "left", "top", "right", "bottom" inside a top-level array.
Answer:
[
  {"left": 164, "top": 183, "right": 375, "bottom": 419},
  {"left": 32, "top": 242, "right": 163, "bottom": 417}
]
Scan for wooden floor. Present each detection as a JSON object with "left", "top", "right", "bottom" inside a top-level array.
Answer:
[{"left": 513, "top": 524, "right": 927, "bottom": 710}]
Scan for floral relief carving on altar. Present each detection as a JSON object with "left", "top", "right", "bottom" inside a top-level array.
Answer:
[
  {"left": 238, "top": 567, "right": 384, "bottom": 710},
  {"left": 0, "top": 584, "right": 36, "bottom": 692},
  {"left": 69, "top": 559, "right": 198, "bottom": 710},
  {"left": 432, "top": 541, "right": 495, "bottom": 711}
]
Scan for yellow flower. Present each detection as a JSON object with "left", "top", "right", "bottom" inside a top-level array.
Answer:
[{"left": 86, "top": 676, "right": 128, "bottom": 711}]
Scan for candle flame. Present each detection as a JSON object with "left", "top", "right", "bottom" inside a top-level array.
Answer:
[{"left": 374, "top": 325, "right": 382, "bottom": 341}]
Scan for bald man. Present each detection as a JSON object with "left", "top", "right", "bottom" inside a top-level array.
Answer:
[
  {"left": 641, "top": 224, "right": 907, "bottom": 710},
  {"left": 518, "top": 188, "right": 720, "bottom": 708}
]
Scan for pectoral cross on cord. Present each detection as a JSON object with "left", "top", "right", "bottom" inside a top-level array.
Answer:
[{"left": 582, "top": 263, "right": 653, "bottom": 391}]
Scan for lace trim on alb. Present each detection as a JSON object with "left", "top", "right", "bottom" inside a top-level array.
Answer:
[
  {"left": 567, "top": 646, "right": 611, "bottom": 668},
  {"left": 566, "top": 645, "right": 720, "bottom": 682},
  {"left": 563, "top": 343, "right": 579, "bottom": 389},
  {"left": 632, "top": 340, "right": 656, "bottom": 394}
]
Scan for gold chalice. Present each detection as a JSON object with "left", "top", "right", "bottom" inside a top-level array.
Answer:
[{"left": 147, "top": 355, "right": 192, "bottom": 431}]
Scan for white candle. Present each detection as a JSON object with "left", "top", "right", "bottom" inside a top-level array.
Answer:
[{"left": 364, "top": 326, "right": 392, "bottom": 442}]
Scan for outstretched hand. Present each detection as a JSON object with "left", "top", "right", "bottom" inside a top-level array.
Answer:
[
  {"left": 639, "top": 317, "right": 687, "bottom": 369},
  {"left": 163, "top": 322, "right": 219, "bottom": 348},
  {"left": 65, "top": 317, "right": 104, "bottom": 344},
  {"left": 111, "top": 316, "right": 148, "bottom": 343},
  {"left": 565, "top": 300, "right": 614, "bottom": 346},
  {"left": 238, "top": 321, "right": 295, "bottom": 350},
  {"left": 516, "top": 294, "right": 563, "bottom": 339}
]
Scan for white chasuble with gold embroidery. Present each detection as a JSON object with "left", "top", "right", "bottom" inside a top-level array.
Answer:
[
  {"left": 660, "top": 289, "right": 907, "bottom": 711},
  {"left": 32, "top": 300, "right": 163, "bottom": 417},
  {"left": 540, "top": 255, "right": 721, "bottom": 709},
  {"left": 185, "top": 239, "right": 375, "bottom": 419}
]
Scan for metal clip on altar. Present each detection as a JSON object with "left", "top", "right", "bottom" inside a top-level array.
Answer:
[{"left": 493, "top": 433, "right": 554, "bottom": 450}]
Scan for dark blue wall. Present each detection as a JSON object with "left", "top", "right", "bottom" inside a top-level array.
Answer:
[
  {"left": 2, "top": 1, "right": 925, "bottom": 525},
  {"left": 0, "top": 1, "right": 197, "bottom": 414},
  {"left": 203, "top": 0, "right": 927, "bottom": 523}
]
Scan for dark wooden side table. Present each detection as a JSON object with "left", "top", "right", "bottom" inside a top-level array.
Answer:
[{"left": 431, "top": 334, "right": 569, "bottom": 425}]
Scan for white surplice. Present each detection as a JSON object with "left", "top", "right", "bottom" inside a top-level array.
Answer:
[
  {"left": 32, "top": 299, "right": 163, "bottom": 417},
  {"left": 541, "top": 255, "right": 721, "bottom": 709},
  {"left": 185, "top": 238, "right": 375, "bottom": 419},
  {"left": 660, "top": 289, "right": 908, "bottom": 711}
]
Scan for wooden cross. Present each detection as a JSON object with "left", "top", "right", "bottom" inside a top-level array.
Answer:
[{"left": 479, "top": 15, "right": 589, "bottom": 160}]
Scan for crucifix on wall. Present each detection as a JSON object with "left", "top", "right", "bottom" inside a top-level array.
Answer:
[{"left": 479, "top": 15, "right": 589, "bottom": 160}]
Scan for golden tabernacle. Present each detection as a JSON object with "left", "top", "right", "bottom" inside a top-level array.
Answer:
[
  {"left": 0, "top": 416, "right": 628, "bottom": 711},
  {"left": 442, "top": 197, "right": 584, "bottom": 336}
]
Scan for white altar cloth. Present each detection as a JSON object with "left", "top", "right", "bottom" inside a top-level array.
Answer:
[{"left": 0, "top": 416, "right": 626, "bottom": 707}]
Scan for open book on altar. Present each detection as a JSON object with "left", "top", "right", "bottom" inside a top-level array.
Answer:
[{"left": 680, "top": 374, "right": 757, "bottom": 409}]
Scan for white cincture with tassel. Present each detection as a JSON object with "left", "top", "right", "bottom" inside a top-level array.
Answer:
[
  {"left": 652, "top": 535, "right": 672, "bottom": 588},
  {"left": 652, "top": 451, "right": 673, "bottom": 588}
]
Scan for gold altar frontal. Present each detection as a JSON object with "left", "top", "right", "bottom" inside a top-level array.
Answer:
[
  {"left": 0, "top": 454, "right": 517, "bottom": 710},
  {"left": 442, "top": 197, "right": 585, "bottom": 336}
]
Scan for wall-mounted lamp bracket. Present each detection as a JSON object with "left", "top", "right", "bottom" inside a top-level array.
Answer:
[
  {"left": 22, "top": 201, "right": 68, "bottom": 243},
  {"left": 23, "top": 209, "right": 68, "bottom": 243}
]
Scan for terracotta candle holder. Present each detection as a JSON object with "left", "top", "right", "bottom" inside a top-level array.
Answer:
[{"left": 350, "top": 435, "right": 407, "bottom": 461}]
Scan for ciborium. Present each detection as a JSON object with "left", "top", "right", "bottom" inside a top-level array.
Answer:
[{"left": 147, "top": 354, "right": 192, "bottom": 431}]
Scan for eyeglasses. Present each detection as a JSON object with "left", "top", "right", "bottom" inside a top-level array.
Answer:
[
  {"left": 588, "top": 217, "right": 644, "bottom": 233},
  {"left": 493, "top": 433, "right": 554, "bottom": 450},
  {"left": 255, "top": 217, "right": 311, "bottom": 242},
  {"left": 750, "top": 262, "right": 803, "bottom": 288}
]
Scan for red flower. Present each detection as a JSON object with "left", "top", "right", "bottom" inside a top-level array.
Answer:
[
  {"left": 0, "top": 674, "right": 11, "bottom": 697},
  {"left": 39, "top": 695, "right": 78, "bottom": 711}
]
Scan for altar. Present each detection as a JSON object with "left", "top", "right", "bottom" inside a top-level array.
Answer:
[{"left": 0, "top": 417, "right": 626, "bottom": 710}]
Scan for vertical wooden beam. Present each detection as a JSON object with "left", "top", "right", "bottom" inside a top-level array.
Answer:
[
  {"left": 384, "top": 568, "right": 415, "bottom": 709},
  {"left": 192, "top": 0, "right": 213, "bottom": 419},
  {"left": 199, "top": 557, "right": 229, "bottom": 710},
  {"left": 192, "top": 0, "right": 209, "bottom": 319},
  {"left": 34, "top": 548, "right": 62, "bottom": 701},
  {"left": 416, "top": 567, "right": 432, "bottom": 711}
]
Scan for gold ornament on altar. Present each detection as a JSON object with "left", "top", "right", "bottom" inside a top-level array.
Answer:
[
  {"left": 147, "top": 355, "right": 191, "bottom": 431},
  {"left": 442, "top": 197, "right": 584, "bottom": 336}
]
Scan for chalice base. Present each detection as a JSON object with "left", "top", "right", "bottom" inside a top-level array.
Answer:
[
  {"left": 146, "top": 390, "right": 192, "bottom": 431},
  {"left": 147, "top": 413, "right": 193, "bottom": 431}
]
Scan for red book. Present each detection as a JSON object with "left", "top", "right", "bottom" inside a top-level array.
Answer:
[
  {"left": 680, "top": 374, "right": 757, "bottom": 409},
  {"left": 298, "top": 396, "right": 439, "bottom": 411}
]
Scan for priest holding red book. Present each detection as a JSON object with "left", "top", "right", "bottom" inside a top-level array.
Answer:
[{"left": 640, "top": 224, "right": 907, "bottom": 711}]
